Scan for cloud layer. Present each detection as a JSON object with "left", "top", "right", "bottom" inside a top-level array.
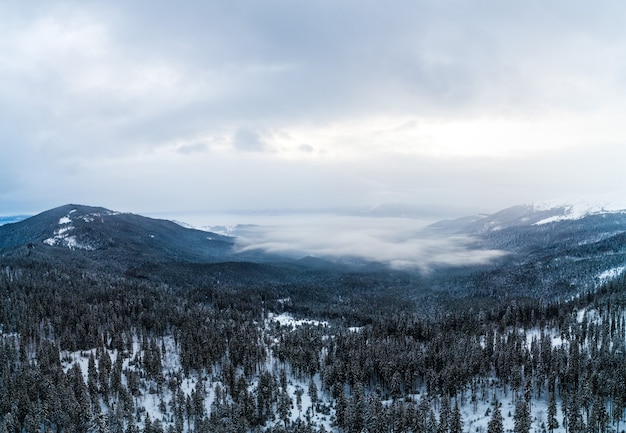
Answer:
[
  {"left": 2, "top": 1, "right": 626, "bottom": 214},
  {"left": 219, "top": 215, "right": 507, "bottom": 271}
]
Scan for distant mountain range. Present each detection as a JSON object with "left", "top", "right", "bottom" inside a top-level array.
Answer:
[
  {"left": 0, "top": 214, "right": 29, "bottom": 226},
  {"left": 2, "top": 202, "right": 626, "bottom": 301}
]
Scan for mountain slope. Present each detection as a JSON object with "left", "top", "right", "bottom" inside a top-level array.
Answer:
[
  {"left": 0, "top": 204, "right": 235, "bottom": 263},
  {"left": 427, "top": 203, "right": 626, "bottom": 298},
  {"left": 3, "top": 202, "right": 626, "bottom": 302}
]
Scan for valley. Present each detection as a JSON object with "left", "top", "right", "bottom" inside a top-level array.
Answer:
[{"left": 1, "top": 203, "right": 626, "bottom": 433}]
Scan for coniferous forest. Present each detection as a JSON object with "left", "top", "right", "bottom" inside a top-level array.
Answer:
[
  {"left": 2, "top": 204, "right": 626, "bottom": 433},
  {"left": 2, "top": 257, "right": 626, "bottom": 433}
]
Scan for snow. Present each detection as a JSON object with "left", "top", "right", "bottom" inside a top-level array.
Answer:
[
  {"left": 459, "top": 389, "right": 561, "bottom": 433},
  {"left": 57, "top": 225, "right": 73, "bottom": 235},
  {"left": 268, "top": 313, "right": 328, "bottom": 329},
  {"left": 524, "top": 328, "right": 564, "bottom": 349},
  {"left": 51, "top": 308, "right": 608, "bottom": 433},
  {"left": 533, "top": 201, "right": 626, "bottom": 225},
  {"left": 43, "top": 212, "right": 95, "bottom": 250},
  {"left": 58, "top": 326, "right": 338, "bottom": 432},
  {"left": 172, "top": 219, "right": 235, "bottom": 235},
  {"left": 597, "top": 266, "right": 626, "bottom": 284}
]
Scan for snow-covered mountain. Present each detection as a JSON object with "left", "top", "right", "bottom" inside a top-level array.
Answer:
[
  {"left": 429, "top": 202, "right": 626, "bottom": 234},
  {"left": 3, "top": 202, "right": 626, "bottom": 299},
  {"left": 0, "top": 204, "right": 240, "bottom": 267},
  {"left": 3, "top": 202, "right": 626, "bottom": 433},
  {"left": 424, "top": 202, "right": 626, "bottom": 297}
]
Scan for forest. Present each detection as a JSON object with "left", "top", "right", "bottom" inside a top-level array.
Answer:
[{"left": 1, "top": 255, "right": 626, "bottom": 433}]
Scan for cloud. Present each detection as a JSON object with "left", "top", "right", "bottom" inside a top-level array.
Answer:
[
  {"left": 232, "top": 128, "right": 267, "bottom": 152},
  {"left": 2, "top": 0, "right": 626, "bottom": 214},
  {"left": 299, "top": 144, "right": 314, "bottom": 153},
  {"left": 230, "top": 214, "right": 507, "bottom": 271},
  {"left": 177, "top": 142, "right": 208, "bottom": 155}
]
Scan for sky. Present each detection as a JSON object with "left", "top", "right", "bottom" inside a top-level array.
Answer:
[{"left": 2, "top": 0, "right": 626, "bottom": 218}]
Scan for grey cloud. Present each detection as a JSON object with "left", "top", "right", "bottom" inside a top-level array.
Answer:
[
  {"left": 1, "top": 0, "right": 624, "bottom": 157},
  {"left": 299, "top": 144, "right": 314, "bottom": 153},
  {"left": 232, "top": 128, "right": 266, "bottom": 152},
  {"left": 2, "top": 0, "right": 626, "bottom": 214},
  {"left": 5, "top": 0, "right": 621, "bottom": 148},
  {"left": 177, "top": 142, "right": 208, "bottom": 155}
]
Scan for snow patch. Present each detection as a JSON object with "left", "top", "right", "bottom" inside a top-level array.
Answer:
[
  {"left": 533, "top": 201, "right": 626, "bottom": 225},
  {"left": 268, "top": 313, "right": 328, "bottom": 329},
  {"left": 524, "top": 328, "right": 563, "bottom": 349},
  {"left": 597, "top": 266, "right": 626, "bottom": 284},
  {"left": 43, "top": 212, "right": 95, "bottom": 250},
  {"left": 79, "top": 210, "right": 121, "bottom": 223}
]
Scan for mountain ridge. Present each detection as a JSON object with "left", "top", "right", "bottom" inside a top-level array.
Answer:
[
  {"left": 3, "top": 202, "right": 626, "bottom": 301},
  {"left": 0, "top": 203, "right": 236, "bottom": 262}
]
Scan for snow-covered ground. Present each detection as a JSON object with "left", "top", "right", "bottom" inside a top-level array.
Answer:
[
  {"left": 60, "top": 321, "right": 336, "bottom": 432},
  {"left": 43, "top": 211, "right": 96, "bottom": 250},
  {"left": 597, "top": 266, "right": 626, "bottom": 284},
  {"left": 268, "top": 312, "right": 329, "bottom": 329},
  {"left": 57, "top": 311, "right": 603, "bottom": 433}
]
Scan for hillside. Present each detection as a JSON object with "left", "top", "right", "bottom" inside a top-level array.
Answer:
[
  {"left": 1, "top": 248, "right": 626, "bottom": 433},
  {"left": 0, "top": 204, "right": 235, "bottom": 261},
  {"left": 426, "top": 204, "right": 626, "bottom": 299},
  {"left": 1, "top": 203, "right": 626, "bottom": 432}
]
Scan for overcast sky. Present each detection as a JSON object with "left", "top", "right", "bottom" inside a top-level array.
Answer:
[{"left": 2, "top": 0, "right": 626, "bottom": 217}]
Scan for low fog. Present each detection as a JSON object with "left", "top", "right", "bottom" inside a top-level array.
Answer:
[{"left": 181, "top": 213, "right": 508, "bottom": 272}]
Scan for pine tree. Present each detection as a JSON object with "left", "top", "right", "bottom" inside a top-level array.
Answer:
[
  {"left": 69, "top": 362, "right": 92, "bottom": 430},
  {"left": 91, "top": 412, "right": 112, "bottom": 433},
  {"left": 278, "top": 389, "right": 292, "bottom": 428},
  {"left": 98, "top": 349, "right": 112, "bottom": 401},
  {"left": 547, "top": 392, "right": 559, "bottom": 433},
  {"left": 308, "top": 379, "right": 318, "bottom": 411},
  {"left": 450, "top": 401, "right": 463, "bottom": 433},
  {"left": 488, "top": 399, "right": 504, "bottom": 433},
  {"left": 143, "top": 412, "right": 152, "bottom": 433},
  {"left": 416, "top": 397, "right": 431, "bottom": 433},
  {"left": 367, "top": 393, "right": 387, "bottom": 433},
  {"left": 514, "top": 398, "right": 531, "bottom": 433},
  {"left": 88, "top": 353, "right": 99, "bottom": 401},
  {"left": 390, "top": 371, "right": 402, "bottom": 399},
  {"left": 438, "top": 398, "right": 451, "bottom": 433},
  {"left": 567, "top": 393, "right": 584, "bottom": 433},
  {"left": 295, "top": 387, "right": 303, "bottom": 417}
]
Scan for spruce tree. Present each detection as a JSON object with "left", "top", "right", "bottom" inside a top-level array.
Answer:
[
  {"left": 488, "top": 399, "right": 504, "bottom": 433},
  {"left": 278, "top": 389, "right": 292, "bottom": 428},
  {"left": 308, "top": 379, "right": 318, "bottom": 410},
  {"left": 88, "top": 353, "right": 99, "bottom": 401},
  {"left": 450, "top": 401, "right": 463, "bottom": 433},
  {"left": 438, "top": 398, "right": 451, "bottom": 433},
  {"left": 547, "top": 392, "right": 559, "bottom": 433},
  {"left": 514, "top": 398, "right": 531, "bottom": 433}
]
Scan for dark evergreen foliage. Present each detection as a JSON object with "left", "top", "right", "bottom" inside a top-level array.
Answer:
[{"left": 3, "top": 205, "right": 626, "bottom": 432}]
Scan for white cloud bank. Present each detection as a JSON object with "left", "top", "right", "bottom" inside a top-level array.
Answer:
[{"left": 208, "top": 215, "right": 507, "bottom": 271}]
